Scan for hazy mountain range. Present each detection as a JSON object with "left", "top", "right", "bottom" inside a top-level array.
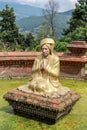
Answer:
[
  {"left": 0, "top": 1, "right": 45, "bottom": 19},
  {"left": 0, "top": 1, "right": 72, "bottom": 37}
]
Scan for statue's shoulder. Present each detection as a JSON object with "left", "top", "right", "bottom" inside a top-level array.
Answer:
[
  {"left": 35, "top": 55, "right": 42, "bottom": 61},
  {"left": 52, "top": 54, "right": 59, "bottom": 61}
]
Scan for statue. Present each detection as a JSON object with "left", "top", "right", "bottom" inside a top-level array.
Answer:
[
  {"left": 18, "top": 38, "right": 70, "bottom": 97},
  {"left": 3, "top": 38, "right": 81, "bottom": 123}
]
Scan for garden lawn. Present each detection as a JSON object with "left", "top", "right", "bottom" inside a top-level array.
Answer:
[{"left": 0, "top": 78, "right": 87, "bottom": 130}]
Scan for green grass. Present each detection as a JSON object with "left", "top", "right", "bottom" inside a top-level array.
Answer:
[{"left": 0, "top": 78, "right": 87, "bottom": 130}]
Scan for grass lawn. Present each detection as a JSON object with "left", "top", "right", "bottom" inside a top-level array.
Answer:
[{"left": 0, "top": 78, "right": 87, "bottom": 130}]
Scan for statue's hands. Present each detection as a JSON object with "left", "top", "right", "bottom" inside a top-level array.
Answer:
[{"left": 40, "top": 59, "right": 47, "bottom": 70}]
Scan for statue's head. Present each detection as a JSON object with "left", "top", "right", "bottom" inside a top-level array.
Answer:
[{"left": 40, "top": 38, "right": 55, "bottom": 55}]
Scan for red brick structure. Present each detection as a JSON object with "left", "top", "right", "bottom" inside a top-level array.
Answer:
[
  {"left": 0, "top": 52, "right": 39, "bottom": 78},
  {"left": 0, "top": 41, "right": 87, "bottom": 79},
  {"left": 59, "top": 41, "right": 87, "bottom": 78}
]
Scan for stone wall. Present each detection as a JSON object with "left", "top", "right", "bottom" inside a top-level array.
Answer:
[
  {"left": 0, "top": 41, "right": 87, "bottom": 79},
  {"left": 0, "top": 52, "right": 36, "bottom": 78},
  {"left": 0, "top": 51, "right": 87, "bottom": 79}
]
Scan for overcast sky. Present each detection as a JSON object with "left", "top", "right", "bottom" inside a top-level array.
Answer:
[{"left": 0, "top": 0, "right": 78, "bottom": 12}]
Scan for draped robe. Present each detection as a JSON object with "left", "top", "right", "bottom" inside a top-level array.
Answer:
[{"left": 18, "top": 54, "right": 70, "bottom": 97}]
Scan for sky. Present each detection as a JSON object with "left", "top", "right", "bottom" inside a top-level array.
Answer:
[{"left": 0, "top": 0, "right": 78, "bottom": 12}]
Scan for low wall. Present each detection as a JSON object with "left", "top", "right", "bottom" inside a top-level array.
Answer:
[
  {"left": 0, "top": 52, "right": 36, "bottom": 78},
  {"left": 0, "top": 52, "right": 87, "bottom": 79}
]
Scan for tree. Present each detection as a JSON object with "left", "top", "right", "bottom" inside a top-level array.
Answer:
[
  {"left": 63, "top": 0, "right": 87, "bottom": 35},
  {"left": 17, "top": 33, "right": 25, "bottom": 51},
  {"left": 55, "top": 40, "right": 68, "bottom": 52},
  {"left": 36, "top": 22, "right": 51, "bottom": 40},
  {"left": 0, "top": 4, "right": 19, "bottom": 50},
  {"left": 69, "top": 26, "right": 87, "bottom": 41},
  {"left": 25, "top": 32, "right": 37, "bottom": 51},
  {"left": 42, "top": 0, "right": 59, "bottom": 37}
]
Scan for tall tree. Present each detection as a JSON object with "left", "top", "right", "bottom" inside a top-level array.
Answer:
[
  {"left": 36, "top": 22, "right": 51, "bottom": 40},
  {"left": 42, "top": 0, "right": 59, "bottom": 37},
  {"left": 0, "top": 4, "right": 19, "bottom": 50},
  {"left": 63, "top": 0, "right": 87, "bottom": 35},
  {"left": 17, "top": 33, "right": 25, "bottom": 51},
  {"left": 25, "top": 32, "right": 36, "bottom": 51}
]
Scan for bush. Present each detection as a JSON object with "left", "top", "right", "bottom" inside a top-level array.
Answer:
[{"left": 55, "top": 41, "right": 68, "bottom": 52}]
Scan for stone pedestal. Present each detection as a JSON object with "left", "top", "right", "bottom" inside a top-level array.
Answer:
[{"left": 3, "top": 89, "right": 80, "bottom": 124}]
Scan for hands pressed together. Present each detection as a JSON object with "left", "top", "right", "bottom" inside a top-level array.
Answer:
[{"left": 40, "top": 58, "right": 47, "bottom": 70}]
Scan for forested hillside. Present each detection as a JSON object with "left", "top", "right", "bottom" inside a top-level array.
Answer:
[
  {"left": 0, "top": 1, "right": 43, "bottom": 19},
  {"left": 16, "top": 13, "right": 71, "bottom": 38},
  {"left": 0, "top": 1, "right": 72, "bottom": 37}
]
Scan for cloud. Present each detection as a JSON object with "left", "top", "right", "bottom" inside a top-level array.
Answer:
[
  {"left": 0, "top": 0, "right": 77, "bottom": 12},
  {"left": 17, "top": 0, "right": 48, "bottom": 7},
  {"left": 3, "top": 0, "right": 47, "bottom": 6},
  {"left": 57, "top": 0, "right": 77, "bottom": 11}
]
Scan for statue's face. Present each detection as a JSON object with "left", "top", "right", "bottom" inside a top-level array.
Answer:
[{"left": 41, "top": 44, "right": 50, "bottom": 58}]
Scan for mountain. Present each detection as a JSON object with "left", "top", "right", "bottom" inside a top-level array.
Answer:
[
  {"left": 0, "top": 1, "right": 72, "bottom": 19},
  {"left": 0, "top": 1, "right": 72, "bottom": 37},
  {"left": 16, "top": 13, "right": 71, "bottom": 37},
  {"left": 61, "top": 10, "right": 73, "bottom": 15},
  {"left": 0, "top": 1, "right": 43, "bottom": 20}
]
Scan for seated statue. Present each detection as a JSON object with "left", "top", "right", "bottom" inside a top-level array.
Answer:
[{"left": 18, "top": 38, "right": 70, "bottom": 97}]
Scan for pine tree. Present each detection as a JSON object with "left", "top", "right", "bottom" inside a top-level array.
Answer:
[
  {"left": 63, "top": 0, "right": 87, "bottom": 35},
  {"left": 0, "top": 4, "right": 19, "bottom": 50},
  {"left": 25, "top": 32, "right": 36, "bottom": 51}
]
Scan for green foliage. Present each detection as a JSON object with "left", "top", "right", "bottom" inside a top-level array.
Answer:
[
  {"left": 70, "top": 26, "right": 87, "bottom": 41},
  {"left": 54, "top": 40, "right": 68, "bottom": 52},
  {"left": 0, "top": 4, "right": 19, "bottom": 50},
  {"left": 0, "top": 78, "right": 87, "bottom": 130},
  {"left": 35, "top": 22, "right": 52, "bottom": 40},
  {"left": 17, "top": 33, "right": 25, "bottom": 51},
  {"left": 0, "top": 5, "right": 38, "bottom": 52},
  {"left": 24, "top": 32, "right": 37, "bottom": 51},
  {"left": 35, "top": 44, "right": 41, "bottom": 51},
  {"left": 16, "top": 16, "right": 44, "bottom": 32},
  {"left": 16, "top": 13, "right": 71, "bottom": 38},
  {"left": 61, "top": 0, "right": 87, "bottom": 44},
  {"left": 0, "top": 5, "right": 18, "bottom": 44},
  {"left": 61, "top": 26, "right": 87, "bottom": 43},
  {"left": 59, "top": 35, "right": 72, "bottom": 44},
  {"left": 63, "top": 0, "right": 87, "bottom": 35}
]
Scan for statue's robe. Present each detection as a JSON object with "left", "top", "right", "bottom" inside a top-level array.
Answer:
[{"left": 18, "top": 54, "right": 70, "bottom": 97}]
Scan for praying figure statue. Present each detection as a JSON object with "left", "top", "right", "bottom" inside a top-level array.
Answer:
[{"left": 18, "top": 38, "right": 70, "bottom": 97}]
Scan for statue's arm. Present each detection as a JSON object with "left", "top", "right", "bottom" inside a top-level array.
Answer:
[
  {"left": 32, "top": 58, "right": 39, "bottom": 73},
  {"left": 46, "top": 57, "right": 60, "bottom": 77}
]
